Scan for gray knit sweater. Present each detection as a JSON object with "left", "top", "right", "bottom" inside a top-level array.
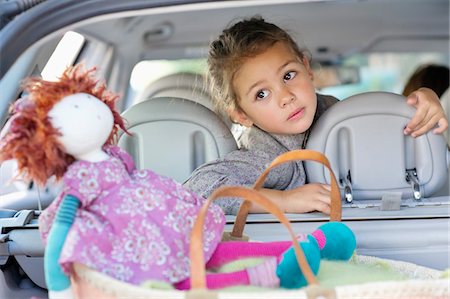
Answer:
[{"left": 183, "top": 94, "right": 338, "bottom": 214}]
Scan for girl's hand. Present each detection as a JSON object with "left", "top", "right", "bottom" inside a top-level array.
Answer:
[
  {"left": 251, "top": 183, "right": 331, "bottom": 214},
  {"left": 281, "top": 183, "right": 331, "bottom": 214},
  {"left": 404, "top": 87, "right": 448, "bottom": 137}
]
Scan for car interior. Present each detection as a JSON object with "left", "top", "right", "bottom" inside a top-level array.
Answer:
[
  {"left": 0, "top": 0, "right": 448, "bottom": 298},
  {"left": 118, "top": 96, "right": 238, "bottom": 183},
  {"left": 137, "top": 72, "right": 212, "bottom": 108}
]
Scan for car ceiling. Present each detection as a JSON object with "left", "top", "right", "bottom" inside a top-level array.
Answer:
[
  {"left": 1, "top": 0, "right": 448, "bottom": 78},
  {"left": 75, "top": 0, "right": 449, "bottom": 64}
]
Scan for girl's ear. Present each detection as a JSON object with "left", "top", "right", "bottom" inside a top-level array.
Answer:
[
  {"left": 302, "top": 56, "right": 314, "bottom": 81},
  {"left": 227, "top": 107, "right": 253, "bottom": 127}
]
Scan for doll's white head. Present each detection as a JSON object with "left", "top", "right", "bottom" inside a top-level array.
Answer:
[{"left": 48, "top": 92, "right": 114, "bottom": 162}]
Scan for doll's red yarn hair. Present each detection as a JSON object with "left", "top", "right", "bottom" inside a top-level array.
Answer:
[{"left": 0, "top": 64, "right": 128, "bottom": 186}]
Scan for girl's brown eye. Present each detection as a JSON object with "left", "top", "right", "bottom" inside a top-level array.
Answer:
[
  {"left": 256, "top": 89, "right": 269, "bottom": 100},
  {"left": 284, "top": 71, "right": 296, "bottom": 81}
]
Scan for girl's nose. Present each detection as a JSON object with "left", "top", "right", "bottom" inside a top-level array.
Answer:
[{"left": 280, "top": 87, "right": 295, "bottom": 107}]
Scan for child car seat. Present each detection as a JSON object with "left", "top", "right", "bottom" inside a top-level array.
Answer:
[
  {"left": 137, "top": 72, "right": 212, "bottom": 109},
  {"left": 305, "top": 91, "right": 449, "bottom": 202},
  {"left": 118, "top": 96, "right": 237, "bottom": 183}
]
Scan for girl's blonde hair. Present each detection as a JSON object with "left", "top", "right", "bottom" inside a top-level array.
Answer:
[
  {"left": 0, "top": 64, "right": 128, "bottom": 185},
  {"left": 207, "top": 16, "right": 309, "bottom": 115}
]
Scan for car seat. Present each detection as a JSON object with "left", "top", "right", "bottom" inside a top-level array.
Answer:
[
  {"left": 305, "top": 91, "right": 449, "bottom": 202},
  {"left": 440, "top": 88, "right": 450, "bottom": 149},
  {"left": 118, "top": 96, "right": 238, "bottom": 183},
  {"left": 137, "top": 72, "right": 213, "bottom": 110},
  {"left": 136, "top": 71, "right": 240, "bottom": 133}
]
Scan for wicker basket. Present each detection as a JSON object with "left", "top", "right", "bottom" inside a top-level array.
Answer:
[
  {"left": 70, "top": 150, "right": 450, "bottom": 299},
  {"left": 72, "top": 255, "right": 448, "bottom": 299}
]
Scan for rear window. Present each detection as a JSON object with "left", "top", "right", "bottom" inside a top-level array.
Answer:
[
  {"left": 320, "top": 52, "right": 449, "bottom": 100},
  {"left": 128, "top": 52, "right": 449, "bottom": 105}
]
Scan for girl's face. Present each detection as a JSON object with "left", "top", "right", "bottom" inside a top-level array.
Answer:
[{"left": 231, "top": 42, "right": 317, "bottom": 135}]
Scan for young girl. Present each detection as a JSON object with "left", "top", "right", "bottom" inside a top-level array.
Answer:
[{"left": 183, "top": 16, "right": 448, "bottom": 215}]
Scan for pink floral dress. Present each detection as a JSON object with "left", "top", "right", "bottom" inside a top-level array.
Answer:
[{"left": 39, "top": 145, "right": 225, "bottom": 285}]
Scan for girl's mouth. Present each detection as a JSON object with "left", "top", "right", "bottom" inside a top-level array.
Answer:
[{"left": 287, "top": 108, "right": 305, "bottom": 121}]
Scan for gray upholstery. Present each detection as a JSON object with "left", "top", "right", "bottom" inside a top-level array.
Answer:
[
  {"left": 440, "top": 88, "right": 450, "bottom": 148},
  {"left": 305, "top": 91, "right": 449, "bottom": 200},
  {"left": 136, "top": 72, "right": 234, "bottom": 130},
  {"left": 137, "top": 72, "right": 212, "bottom": 110},
  {"left": 118, "top": 97, "right": 238, "bottom": 183}
]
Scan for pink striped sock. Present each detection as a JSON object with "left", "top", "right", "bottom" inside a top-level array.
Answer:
[
  {"left": 311, "top": 229, "right": 326, "bottom": 250},
  {"left": 246, "top": 257, "right": 280, "bottom": 288},
  {"left": 295, "top": 233, "right": 308, "bottom": 242}
]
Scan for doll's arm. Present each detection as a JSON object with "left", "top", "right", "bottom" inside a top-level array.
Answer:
[{"left": 45, "top": 194, "right": 80, "bottom": 299}]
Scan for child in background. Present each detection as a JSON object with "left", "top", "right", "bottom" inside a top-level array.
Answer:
[
  {"left": 402, "top": 64, "right": 450, "bottom": 148},
  {"left": 402, "top": 64, "right": 449, "bottom": 98},
  {"left": 183, "top": 16, "right": 448, "bottom": 215}
]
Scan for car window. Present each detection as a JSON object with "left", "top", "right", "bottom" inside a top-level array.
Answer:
[
  {"left": 320, "top": 52, "right": 449, "bottom": 100},
  {"left": 41, "top": 31, "right": 85, "bottom": 81},
  {"left": 129, "top": 51, "right": 449, "bottom": 106},
  {"left": 128, "top": 59, "right": 206, "bottom": 104}
]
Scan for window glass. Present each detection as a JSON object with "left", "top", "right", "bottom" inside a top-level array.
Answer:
[
  {"left": 318, "top": 53, "right": 449, "bottom": 100},
  {"left": 128, "top": 59, "right": 206, "bottom": 103},
  {"left": 129, "top": 52, "right": 449, "bottom": 104},
  {"left": 41, "top": 31, "right": 85, "bottom": 81}
]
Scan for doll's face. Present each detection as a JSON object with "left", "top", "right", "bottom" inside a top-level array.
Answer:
[{"left": 48, "top": 93, "right": 113, "bottom": 160}]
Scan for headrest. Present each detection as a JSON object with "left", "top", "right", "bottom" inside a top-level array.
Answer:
[
  {"left": 305, "top": 91, "right": 448, "bottom": 201},
  {"left": 118, "top": 97, "right": 237, "bottom": 182},
  {"left": 440, "top": 88, "right": 450, "bottom": 148},
  {"left": 137, "top": 72, "right": 212, "bottom": 109}
]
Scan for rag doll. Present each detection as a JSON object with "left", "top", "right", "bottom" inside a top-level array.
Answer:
[{"left": 0, "top": 64, "right": 356, "bottom": 299}]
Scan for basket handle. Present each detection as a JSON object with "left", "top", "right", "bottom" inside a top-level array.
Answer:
[
  {"left": 232, "top": 149, "right": 342, "bottom": 239},
  {"left": 189, "top": 185, "right": 319, "bottom": 289}
]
